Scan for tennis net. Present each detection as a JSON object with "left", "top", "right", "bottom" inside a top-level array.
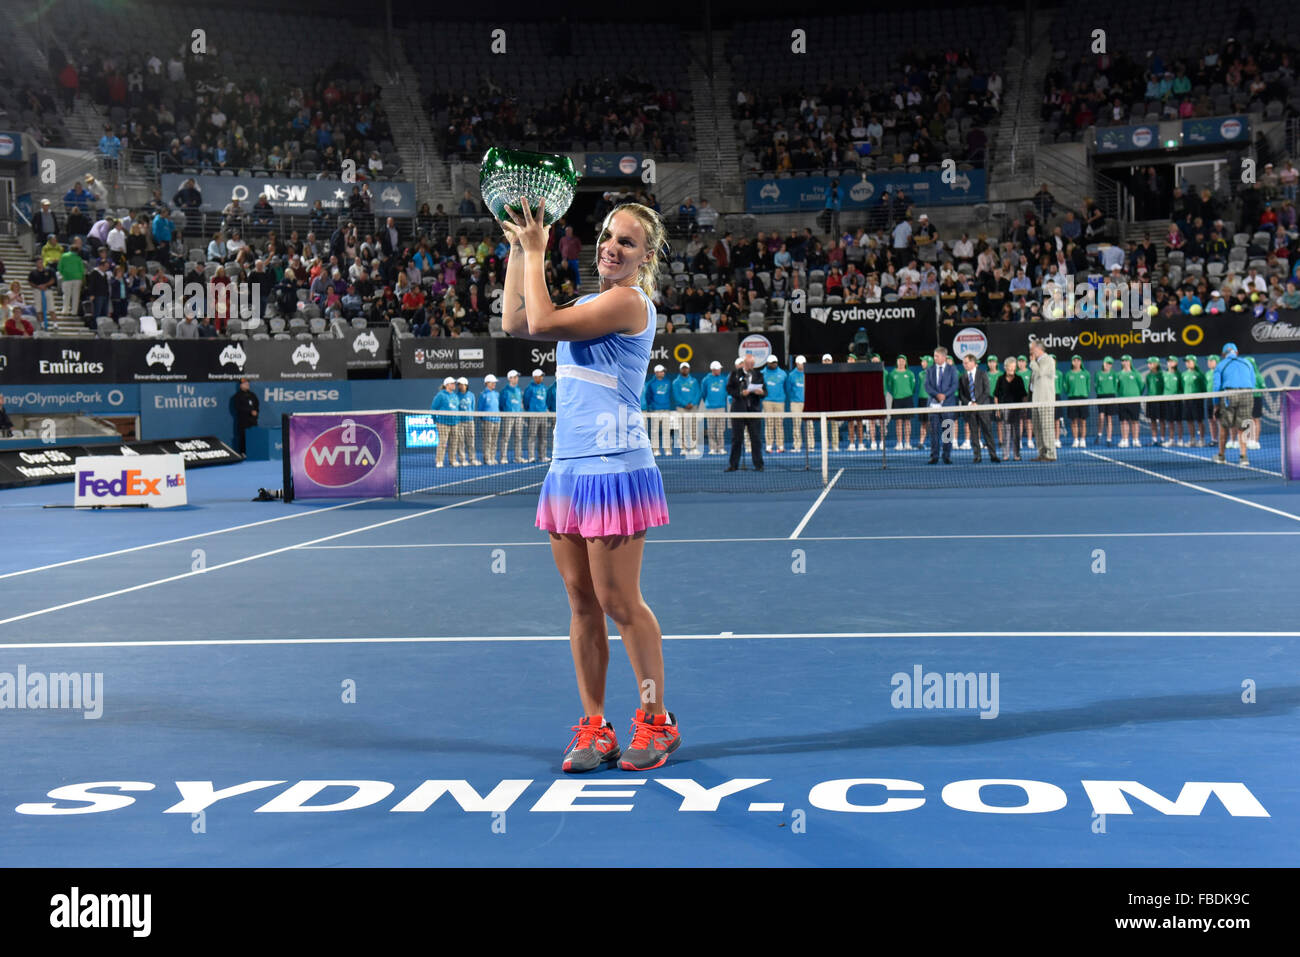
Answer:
[{"left": 284, "top": 388, "right": 1294, "bottom": 498}]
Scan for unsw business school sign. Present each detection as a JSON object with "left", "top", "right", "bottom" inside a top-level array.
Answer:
[
  {"left": 957, "top": 310, "right": 1300, "bottom": 362},
  {"left": 396, "top": 333, "right": 784, "bottom": 379},
  {"left": 161, "top": 174, "right": 417, "bottom": 217},
  {"left": 0, "top": 331, "right": 390, "bottom": 383}
]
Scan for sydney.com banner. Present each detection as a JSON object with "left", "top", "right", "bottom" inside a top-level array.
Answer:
[{"left": 745, "top": 171, "right": 986, "bottom": 213}]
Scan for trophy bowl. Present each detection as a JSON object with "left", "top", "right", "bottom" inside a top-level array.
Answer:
[{"left": 479, "top": 147, "right": 580, "bottom": 228}]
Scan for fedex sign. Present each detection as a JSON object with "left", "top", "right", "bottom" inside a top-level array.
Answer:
[{"left": 73, "top": 455, "right": 188, "bottom": 508}]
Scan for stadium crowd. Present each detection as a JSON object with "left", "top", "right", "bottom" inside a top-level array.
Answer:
[{"left": 49, "top": 37, "right": 395, "bottom": 179}]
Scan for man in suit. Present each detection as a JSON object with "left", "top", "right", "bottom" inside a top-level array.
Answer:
[
  {"left": 925, "top": 346, "right": 958, "bottom": 464},
  {"left": 725, "top": 353, "right": 765, "bottom": 471},
  {"left": 958, "top": 353, "right": 1001, "bottom": 462},
  {"left": 1028, "top": 340, "right": 1058, "bottom": 461},
  {"left": 379, "top": 217, "right": 401, "bottom": 259}
]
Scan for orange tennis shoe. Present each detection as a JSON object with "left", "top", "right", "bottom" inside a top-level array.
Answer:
[
  {"left": 562, "top": 715, "right": 621, "bottom": 773},
  {"left": 618, "top": 709, "right": 680, "bottom": 770}
]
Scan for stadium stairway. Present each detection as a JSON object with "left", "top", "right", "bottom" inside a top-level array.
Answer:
[
  {"left": 686, "top": 29, "right": 744, "bottom": 212},
  {"left": 0, "top": 230, "right": 92, "bottom": 337},
  {"left": 989, "top": 10, "right": 1053, "bottom": 202},
  {"left": 374, "top": 32, "right": 450, "bottom": 212}
]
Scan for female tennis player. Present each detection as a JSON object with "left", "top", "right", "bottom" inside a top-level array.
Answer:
[{"left": 500, "top": 196, "right": 679, "bottom": 772}]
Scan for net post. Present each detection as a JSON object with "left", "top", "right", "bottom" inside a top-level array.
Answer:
[
  {"left": 280, "top": 413, "right": 294, "bottom": 503},
  {"left": 395, "top": 411, "right": 404, "bottom": 500},
  {"left": 820, "top": 414, "right": 829, "bottom": 484}
]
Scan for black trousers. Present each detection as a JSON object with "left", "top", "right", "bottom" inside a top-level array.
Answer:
[
  {"left": 234, "top": 421, "right": 249, "bottom": 455},
  {"left": 967, "top": 410, "right": 998, "bottom": 459},
  {"left": 729, "top": 416, "right": 764, "bottom": 468}
]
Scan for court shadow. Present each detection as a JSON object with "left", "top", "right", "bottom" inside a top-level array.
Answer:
[
  {"left": 679, "top": 685, "right": 1300, "bottom": 761},
  {"left": 100, "top": 700, "right": 557, "bottom": 763}
]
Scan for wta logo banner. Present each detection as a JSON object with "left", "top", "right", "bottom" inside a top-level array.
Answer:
[
  {"left": 1285, "top": 390, "right": 1300, "bottom": 480},
  {"left": 289, "top": 413, "right": 398, "bottom": 498}
]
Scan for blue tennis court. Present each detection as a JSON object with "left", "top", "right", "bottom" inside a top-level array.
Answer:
[{"left": 1, "top": 456, "right": 1296, "bottom": 867}]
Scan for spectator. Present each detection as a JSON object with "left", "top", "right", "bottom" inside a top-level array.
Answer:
[
  {"left": 559, "top": 225, "right": 583, "bottom": 291},
  {"left": 251, "top": 195, "right": 275, "bottom": 233},
  {"left": 98, "top": 124, "right": 122, "bottom": 160},
  {"left": 231, "top": 379, "right": 260, "bottom": 454},
  {"left": 57, "top": 238, "right": 87, "bottom": 317},
  {"left": 34, "top": 199, "right": 59, "bottom": 240},
  {"left": 696, "top": 198, "right": 719, "bottom": 233},
  {"left": 27, "top": 257, "right": 57, "bottom": 330},
  {"left": 176, "top": 313, "right": 200, "bottom": 338},
  {"left": 85, "top": 260, "right": 112, "bottom": 325},
  {"left": 1033, "top": 183, "right": 1055, "bottom": 222},
  {"left": 172, "top": 178, "right": 203, "bottom": 212},
  {"left": 677, "top": 195, "right": 698, "bottom": 231},
  {"left": 2, "top": 302, "right": 35, "bottom": 337},
  {"left": 63, "top": 181, "right": 93, "bottom": 214}
]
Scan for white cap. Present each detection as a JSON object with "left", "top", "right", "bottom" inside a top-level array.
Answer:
[
  {"left": 710, "top": 360, "right": 722, "bottom": 369},
  {"left": 532, "top": 368, "right": 544, "bottom": 377},
  {"left": 734, "top": 356, "right": 744, "bottom": 366},
  {"left": 919, "top": 213, "right": 928, "bottom": 220},
  {"left": 484, "top": 373, "right": 497, "bottom": 382},
  {"left": 822, "top": 353, "right": 833, "bottom": 362},
  {"left": 654, "top": 364, "right": 665, "bottom": 372},
  {"left": 442, "top": 376, "right": 456, "bottom": 386},
  {"left": 457, "top": 376, "right": 469, "bottom": 385},
  {"left": 507, "top": 369, "right": 519, "bottom": 378},
  {"left": 796, "top": 355, "right": 806, "bottom": 364},
  {"left": 766, "top": 355, "right": 778, "bottom": 363},
  {"left": 679, "top": 361, "right": 690, "bottom": 368}
]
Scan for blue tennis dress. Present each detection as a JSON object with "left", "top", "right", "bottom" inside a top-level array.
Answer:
[{"left": 535, "top": 286, "right": 670, "bottom": 537}]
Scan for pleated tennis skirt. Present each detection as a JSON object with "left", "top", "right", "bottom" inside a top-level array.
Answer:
[{"left": 535, "top": 445, "right": 669, "bottom": 537}]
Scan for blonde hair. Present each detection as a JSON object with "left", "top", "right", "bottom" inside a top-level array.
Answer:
[{"left": 594, "top": 203, "right": 667, "bottom": 299}]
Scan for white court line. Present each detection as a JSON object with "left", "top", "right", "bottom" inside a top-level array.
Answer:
[
  {"left": 0, "top": 483, "right": 541, "bottom": 628},
  {"left": 789, "top": 468, "right": 843, "bottom": 540},
  {"left": 1160, "top": 445, "right": 1282, "bottom": 477},
  {"left": 1, "top": 630, "right": 1298, "bottom": 650},
  {"left": 1082, "top": 450, "right": 1300, "bottom": 523},
  {"left": 297, "top": 529, "right": 1300, "bottom": 549},
  {"left": 0, "top": 495, "right": 385, "bottom": 581},
  {"left": 0, "top": 464, "right": 543, "bottom": 582}
]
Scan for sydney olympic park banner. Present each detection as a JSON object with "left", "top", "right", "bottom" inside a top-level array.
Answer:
[
  {"left": 745, "top": 170, "right": 987, "bottom": 213},
  {"left": 792, "top": 303, "right": 1300, "bottom": 364},
  {"left": 161, "top": 174, "right": 417, "bottom": 217}
]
